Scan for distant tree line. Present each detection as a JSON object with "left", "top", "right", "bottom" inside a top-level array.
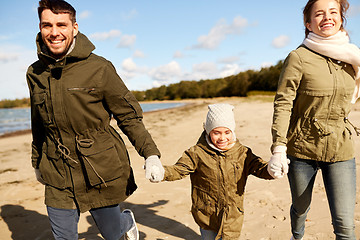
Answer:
[
  {"left": 0, "top": 60, "right": 284, "bottom": 108},
  {"left": 132, "top": 60, "right": 283, "bottom": 101},
  {"left": 0, "top": 98, "right": 30, "bottom": 108}
]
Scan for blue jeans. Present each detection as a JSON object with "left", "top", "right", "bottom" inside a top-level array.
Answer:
[
  {"left": 47, "top": 205, "right": 133, "bottom": 240},
  {"left": 288, "top": 156, "right": 356, "bottom": 240},
  {"left": 200, "top": 228, "right": 222, "bottom": 240}
]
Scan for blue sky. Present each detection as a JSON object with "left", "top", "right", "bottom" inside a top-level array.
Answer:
[{"left": 0, "top": 0, "right": 359, "bottom": 100}]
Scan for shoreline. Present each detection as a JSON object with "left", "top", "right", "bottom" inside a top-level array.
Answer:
[{"left": 0, "top": 99, "right": 199, "bottom": 139}]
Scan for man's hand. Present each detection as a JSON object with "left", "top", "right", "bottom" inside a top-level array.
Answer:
[
  {"left": 267, "top": 146, "right": 290, "bottom": 179},
  {"left": 34, "top": 169, "right": 46, "bottom": 185},
  {"left": 145, "top": 155, "right": 165, "bottom": 183}
]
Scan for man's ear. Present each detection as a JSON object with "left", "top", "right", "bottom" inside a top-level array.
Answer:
[{"left": 73, "top": 22, "right": 79, "bottom": 37}]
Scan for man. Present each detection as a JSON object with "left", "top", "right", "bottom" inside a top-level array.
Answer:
[{"left": 26, "top": 0, "right": 164, "bottom": 239}]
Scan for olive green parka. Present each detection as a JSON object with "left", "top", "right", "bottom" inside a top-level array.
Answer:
[
  {"left": 164, "top": 132, "right": 273, "bottom": 240},
  {"left": 272, "top": 45, "right": 357, "bottom": 162},
  {"left": 26, "top": 32, "right": 160, "bottom": 212}
]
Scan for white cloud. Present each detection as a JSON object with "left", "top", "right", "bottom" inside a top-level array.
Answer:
[
  {"left": 261, "top": 62, "right": 274, "bottom": 68},
  {"left": 152, "top": 81, "right": 163, "bottom": 88},
  {"left": 272, "top": 35, "right": 290, "bottom": 48},
  {"left": 219, "top": 64, "right": 242, "bottom": 78},
  {"left": 117, "top": 34, "right": 137, "bottom": 48},
  {"left": 90, "top": 30, "right": 121, "bottom": 41},
  {"left": 0, "top": 35, "right": 10, "bottom": 41},
  {"left": 133, "top": 50, "right": 145, "bottom": 58},
  {"left": 218, "top": 55, "right": 240, "bottom": 64},
  {"left": 119, "top": 58, "right": 149, "bottom": 80},
  {"left": 182, "top": 61, "right": 242, "bottom": 82},
  {"left": 182, "top": 62, "right": 219, "bottom": 80},
  {"left": 148, "top": 61, "right": 182, "bottom": 82},
  {"left": 122, "top": 58, "right": 137, "bottom": 72},
  {"left": 0, "top": 52, "right": 19, "bottom": 63},
  {"left": 192, "top": 62, "right": 218, "bottom": 73},
  {"left": 121, "top": 9, "right": 138, "bottom": 20},
  {"left": 120, "top": 71, "right": 137, "bottom": 80},
  {"left": 192, "top": 15, "right": 249, "bottom": 49},
  {"left": 173, "top": 50, "right": 184, "bottom": 58},
  {"left": 79, "top": 10, "right": 91, "bottom": 20},
  {"left": 0, "top": 45, "right": 37, "bottom": 100}
]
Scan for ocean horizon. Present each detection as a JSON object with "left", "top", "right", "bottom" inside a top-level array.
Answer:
[{"left": 0, "top": 102, "right": 185, "bottom": 136}]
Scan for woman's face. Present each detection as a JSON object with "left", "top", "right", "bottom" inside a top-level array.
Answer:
[{"left": 306, "top": 0, "right": 342, "bottom": 37}]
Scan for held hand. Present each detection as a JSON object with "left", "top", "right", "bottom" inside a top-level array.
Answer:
[
  {"left": 145, "top": 155, "right": 165, "bottom": 183},
  {"left": 267, "top": 146, "right": 290, "bottom": 179},
  {"left": 34, "top": 169, "right": 46, "bottom": 185}
]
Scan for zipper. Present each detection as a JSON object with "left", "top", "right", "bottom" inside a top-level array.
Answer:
[
  {"left": 323, "top": 59, "right": 337, "bottom": 161},
  {"left": 67, "top": 87, "right": 96, "bottom": 92}
]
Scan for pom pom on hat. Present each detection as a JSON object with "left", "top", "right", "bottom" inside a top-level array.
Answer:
[{"left": 204, "top": 104, "right": 235, "bottom": 134}]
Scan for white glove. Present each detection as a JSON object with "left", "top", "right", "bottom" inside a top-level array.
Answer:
[
  {"left": 145, "top": 155, "right": 165, "bottom": 183},
  {"left": 34, "top": 169, "right": 46, "bottom": 185},
  {"left": 267, "top": 146, "right": 290, "bottom": 179}
]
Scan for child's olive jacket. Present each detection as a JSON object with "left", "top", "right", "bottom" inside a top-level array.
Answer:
[
  {"left": 26, "top": 32, "right": 160, "bottom": 212},
  {"left": 272, "top": 45, "right": 356, "bottom": 162},
  {"left": 164, "top": 132, "right": 273, "bottom": 240}
]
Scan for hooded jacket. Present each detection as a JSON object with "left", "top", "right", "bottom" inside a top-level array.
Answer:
[
  {"left": 26, "top": 32, "right": 160, "bottom": 212},
  {"left": 272, "top": 45, "right": 356, "bottom": 162},
  {"left": 164, "top": 132, "right": 273, "bottom": 240}
]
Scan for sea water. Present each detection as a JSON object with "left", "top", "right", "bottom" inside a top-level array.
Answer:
[{"left": 0, "top": 102, "right": 185, "bottom": 136}]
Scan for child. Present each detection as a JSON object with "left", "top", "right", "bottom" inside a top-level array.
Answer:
[{"left": 159, "top": 103, "right": 274, "bottom": 240}]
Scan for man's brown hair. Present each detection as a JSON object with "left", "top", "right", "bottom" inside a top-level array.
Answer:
[{"left": 38, "top": 0, "right": 76, "bottom": 23}]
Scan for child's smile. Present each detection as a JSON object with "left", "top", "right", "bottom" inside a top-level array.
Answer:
[{"left": 209, "top": 127, "right": 233, "bottom": 150}]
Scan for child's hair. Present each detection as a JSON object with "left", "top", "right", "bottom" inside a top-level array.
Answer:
[{"left": 204, "top": 104, "right": 235, "bottom": 134}]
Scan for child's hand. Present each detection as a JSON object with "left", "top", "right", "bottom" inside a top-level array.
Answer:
[{"left": 145, "top": 155, "right": 165, "bottom": 183}]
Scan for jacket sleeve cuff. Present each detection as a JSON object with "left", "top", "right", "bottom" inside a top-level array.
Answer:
[{"left": 272, "top": 145, "right": 287, "bottom": 154}]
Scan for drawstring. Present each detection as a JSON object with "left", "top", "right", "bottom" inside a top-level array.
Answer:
[
  {"left": 313, "top": 119, "right": 331, "bottom": 138},
  {"left": 75, "top": 136, "right": 107, "bottom": 187},
  {"left": 345, "top": 117, "right": 360, "bottom": 136},
  {"left": 56, "top": 138, "right": 78, "bottom": 164},
  {"left": 82, "top": 156, "right": 107, "bottom": 187}
]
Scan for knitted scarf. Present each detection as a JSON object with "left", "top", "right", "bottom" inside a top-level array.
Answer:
[{"left": 303, "top": 31, "right": 360, "bottom": 103}]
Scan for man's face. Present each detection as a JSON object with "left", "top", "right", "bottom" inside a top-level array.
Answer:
[{"left": 39, "top": 9, "right": 78, "bottom": 59}]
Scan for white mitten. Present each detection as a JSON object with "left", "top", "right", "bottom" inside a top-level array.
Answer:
[
  {"left": 267, "top": 146, "right": 290, "bottom": 179},
  {"left": 145, "top": 155, "right": 165, "bottom": 183},
  {"left": 34, "top": 168, "right": 46, "bottom": 185}
]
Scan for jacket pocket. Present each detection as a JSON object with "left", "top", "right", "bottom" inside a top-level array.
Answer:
[
  {"left": 33, "top": 92, "right": 52, "bottom": 125},
  {"left": 232, "top": 162, "right": 243, "bottom": 182},
  {"left": 293, "top": 118, "right": 325, "bottom": 155},
  {"left": 76, "top": 131, "right": 123, "bottom": 187},
  {"left": 192, "top": 186, "right": 215, "bottom": 216},
  {"left": 39, "top": 140, "right": 66, "bottom": 189}
]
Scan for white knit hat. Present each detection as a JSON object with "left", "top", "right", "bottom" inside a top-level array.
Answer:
[{"left": 204, "top": 104, "right": 236, "bottom": 135}]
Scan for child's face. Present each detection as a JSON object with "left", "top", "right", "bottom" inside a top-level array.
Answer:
[{"left": 209, "top": 127, "right": 233, "bottom": 150}]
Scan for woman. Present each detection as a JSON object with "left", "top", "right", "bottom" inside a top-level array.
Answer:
[{"left": 268, "top": 0, "right": 360, "bottom": 239}]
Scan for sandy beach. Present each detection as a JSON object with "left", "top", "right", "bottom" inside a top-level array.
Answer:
[{"left": 0, "top": 97, "right": 359, "bottom": 240}]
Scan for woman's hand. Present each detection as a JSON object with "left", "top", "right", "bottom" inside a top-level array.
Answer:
[{"left": 267, "top": 146, "right": 290, "bottom": 179}]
